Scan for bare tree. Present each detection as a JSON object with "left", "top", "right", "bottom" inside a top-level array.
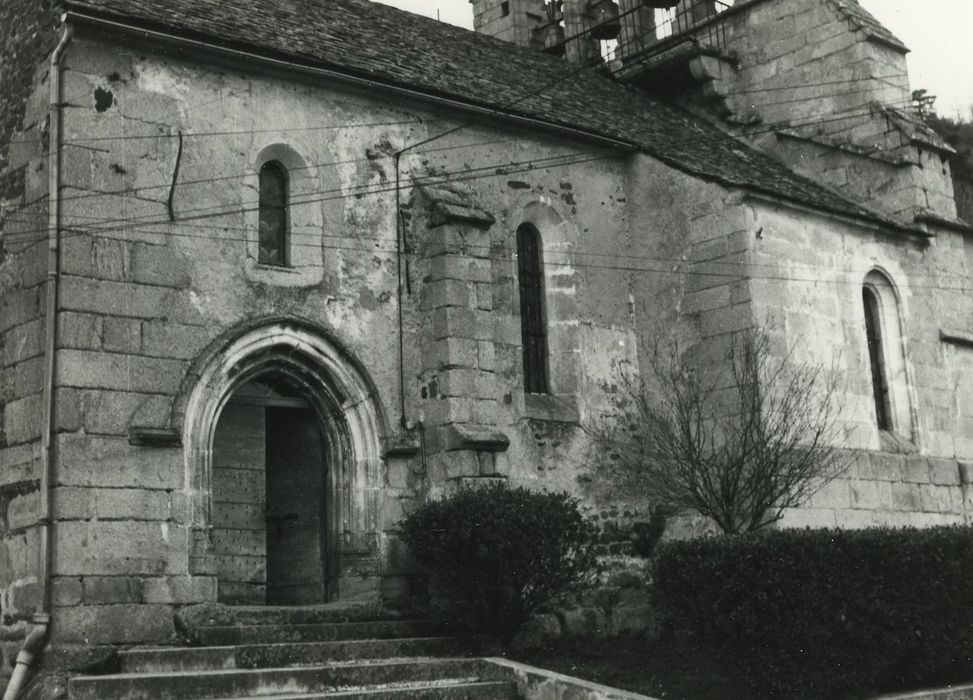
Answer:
[{"left": 589, "top": 329, "right": 851, "bottom": 535}]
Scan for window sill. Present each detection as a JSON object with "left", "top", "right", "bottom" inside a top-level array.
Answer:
[
  {"left": 525, "top": 393, "right": 579, "bottom": 424},
  {"left": 879, "top": 429, "right": 918, "bottom": 455},
  {"left": 245, "top": 258, "right": 323, "bottom": 287},
  {"left": 255, "top": 263, "right": 299, "bottom": 274}
]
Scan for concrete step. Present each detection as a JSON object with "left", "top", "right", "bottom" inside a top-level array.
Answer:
[
  {"left": 119, "top": 637, "right": 466, "bottom": 673},
  {"left": 197, "top": 620, "right": 440, "bottom": 646},
  {"left": 69, "top": 657, "right": 500, "bottom": 700},
  {"left": 207, "top": 679, "right": 519, "bottom": 699}
]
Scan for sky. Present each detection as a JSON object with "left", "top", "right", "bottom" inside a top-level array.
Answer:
[{"left": 374, "top": 0, "right": 973, "bottom": 119}]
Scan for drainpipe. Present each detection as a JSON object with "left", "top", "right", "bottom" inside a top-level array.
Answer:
[{"left": 2, "top": 19, "right": 73, "bottom": 700}]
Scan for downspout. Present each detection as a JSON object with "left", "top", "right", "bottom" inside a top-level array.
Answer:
[{"left": 2, "top": 19, "right": 73, "bottom": 700}]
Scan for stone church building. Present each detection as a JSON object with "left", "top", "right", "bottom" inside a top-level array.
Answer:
[{"left": 0, "top": 0, "right": 971, "bottom": 670}]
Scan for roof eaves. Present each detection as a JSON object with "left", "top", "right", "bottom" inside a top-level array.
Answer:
[
  {"left": 61, "top": 5, "right": 642, "bottom": 153},
  {"left": 741, "top": 189, "right": 931, "bottom": 240}
]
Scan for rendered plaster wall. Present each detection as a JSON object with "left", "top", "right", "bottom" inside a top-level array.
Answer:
[{"left": 743, "top": 202, "right": 973, "bottom": 528}]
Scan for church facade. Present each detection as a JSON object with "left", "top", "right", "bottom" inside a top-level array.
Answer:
[{"left": 0, "top": 0, "right": 970, "bottom": 663}]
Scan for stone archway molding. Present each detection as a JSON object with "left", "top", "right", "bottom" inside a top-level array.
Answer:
[{"left": 174, "top": 316, "right": 389, "bottom": 576}]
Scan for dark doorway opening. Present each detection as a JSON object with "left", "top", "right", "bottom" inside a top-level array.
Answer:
[
  {"left": 265, "top": 405, "right": 326, "bottom": 604},
  {"left": 212, "top": 379, "right": 333, "bottom": 605}
]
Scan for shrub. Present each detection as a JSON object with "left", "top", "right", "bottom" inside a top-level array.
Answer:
[
  {"left": 398, "top": 484, "right": 597, "bottom": 642},
  {"left": 654, "top": 527, "right": 973, "bottom": 699}
]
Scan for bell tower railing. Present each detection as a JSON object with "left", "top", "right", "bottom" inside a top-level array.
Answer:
[{"left": 615, "top": 0, "right": 735, "bottom": 77}]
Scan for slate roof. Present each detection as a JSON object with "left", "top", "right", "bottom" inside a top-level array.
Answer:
[{"left": 62, "top": 0, "right": 915, "bottom": 232}]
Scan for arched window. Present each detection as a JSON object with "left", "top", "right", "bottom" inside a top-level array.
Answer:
[
  {"left": 862, "top": 271, "right": 912, "bottom": 439},
  {"left": 258, "top": 161, "right": 288, "bottom": 266},
  {"left": 862, "top": 287, "right": 892, "bottom": 431},
  {"left": 517, "top": 223, "right": 549, "bottom": 394}
]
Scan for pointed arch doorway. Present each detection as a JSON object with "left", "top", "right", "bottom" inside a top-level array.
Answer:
[{"left": 179, "top": 319, "right": 387, "bottom": 607}]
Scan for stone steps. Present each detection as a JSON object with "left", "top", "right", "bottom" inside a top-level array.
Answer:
[
  {"left": 209, "top": 680, "right": 519, "bottom": 699},
  {"left": 120, "top": 637, "right": 461, "bottom": 673},
  {"left": 68, "top": 615, "right": 520, "bottom": 699},
  {"left": 197, "top": 620, "right": 439, "bottom": 646},
  {"left": 69, "top": 657, "right": 514, "bottom": 699}
]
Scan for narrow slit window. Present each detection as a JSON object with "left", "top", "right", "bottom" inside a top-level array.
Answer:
[
  {"left": 517, "top": 223, "right": 549, "bottom": 394},
  {"left": 863, "top": 287, "right": 892, "bottom": 431},
  {"left": 259, "top": 161, "right": 288, "bottom": 266}
]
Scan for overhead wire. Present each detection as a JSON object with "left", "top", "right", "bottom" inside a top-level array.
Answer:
[{"left": 1, "top": 91, "right": 925, "bottom": 228}]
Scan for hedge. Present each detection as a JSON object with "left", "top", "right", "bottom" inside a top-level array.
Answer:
[
  {"left": 654, "top": 527, "right": 973, "bottom": 699},
  {"left": 398, "top": 484, "right": 596, "bottom": 642}
]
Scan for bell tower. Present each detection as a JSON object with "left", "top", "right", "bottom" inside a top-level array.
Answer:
[{"left": 468, "top": 0, "right": 546, "bottom": 49}]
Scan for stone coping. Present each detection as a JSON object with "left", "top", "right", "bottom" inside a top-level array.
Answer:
[
  {"left": 484, "top": 658, "right": 973, "bottom": 700},
  {"left": 876, "top": 683, "right": 973, "bottom": 700},
  {"left": 484, "top": 657, "right": 659, "bottom": 700}
]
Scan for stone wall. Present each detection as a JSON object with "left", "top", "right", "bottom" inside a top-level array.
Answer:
[
  {"left": 722, "top": 0, "right": 957, "bottom": 221},
  {"left": 0, "top": 0, "right": 60, "bottom": 681},
  {"left": 783, "top": 452, "right": 972, "bottom": 529},
  {"left": 618, "top": 0, "right": 958, "bottom": 223}
]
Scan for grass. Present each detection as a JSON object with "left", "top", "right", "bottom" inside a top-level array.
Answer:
[{"left": 509, "top": 634, "right": 763, "bottom": 700}]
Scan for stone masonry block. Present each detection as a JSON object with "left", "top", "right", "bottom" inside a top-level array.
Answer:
[
  {"left": 0, "top": 287, "right": 40, "bottom": 334},
  {"left": 141, "top": 575, "right": 216, "bottom": 604},
  {"left": 473, "top": 282, "right": 494, "bottom": 312},
  {"left": 471, "top": 399, "right": 498, "bottom": 424},
  {"left": 5, "top": 395, "right": 42, "bottom": 445},
  {"left": 5, "top": 491, "right": 39, "bottom": 532},
  {"left": 53, "top": 604, "right": 177, "bottom": 645},
  {"left": 56, "top": 434, "right": 182, "bottom": 490},
  {"left": 420, "top": 279, "right": 469, "bottom": 311},
  {"left": 436, "top": 369, "right": 474, "bottom": 398},
  {"left": 56, "top": 520, "right": 189, "bottom": 576},
  {"left": 83, "top": 389, "right": 171, "bottom": 435},
  {"left": 131, "top": 243, "right": 191, "bottom": 288},
  {"left": 7, "top": 581, "right": 40, "bottom": 618},
  {"left": 848, "top": 479, "right": 892, "bottom": 511},
  {"left": 56, "top": 349, "right": 185, "bottom": 394},
  {"left": 54, "top": 387, "right": 83, "bottom": 433},
  {"left": 928, "top": 459, "right": 962, "bottom": 486},
  {"left": 3, "top": 319, "right": 43, "bottom": 367},
  {"left": 870, "top": 453, "right": 907, "bottom": 481},
  {"left": 427, "top": 253, "right": 493, "bottom": 284},
  {"left": 808, "top": 478, "right": 851, "bottom": 509},
  {"left": 55, "top": 486, "right": 171, "bottom": 521},
  {"left": 83, "top": 576, "right": 143, "bottom": 605},
  {"left": 438, "top": 451, "right": 479, "bottom": 480},
  {"left": 422, "top": 397, "right": 474, "bottom": 426},
  {"left": 60, "top": 236, "right": 132, "bottom": 283},
  {"left": 431, "top": 307, "right": 475, "bottom": 340},
  {"left": 52, "top": 577, "right": 83, "bottom": 607},
  {"left": 58, "top": 276, "right": 169, "bottom": 319},
  {"left": 900, "top": 458, "right": 932, "bottom": 484},
  {"left": 890, "top": 482, "right": 922, "bottom": 512},
  {"left": 426, "top": 338, "right": 478, "bottom": 371},
  {"left": 102, "top": 317, "right": 141, "bottom": 354},
  {"left": 919, "top": 484, "right": 958, "bottom": 514},
  {"left": 58, "top": 312, "right": 104, "bottom": 350},
  {"left": 141, "top": 321, "right": 211, "bottom": 360}
]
